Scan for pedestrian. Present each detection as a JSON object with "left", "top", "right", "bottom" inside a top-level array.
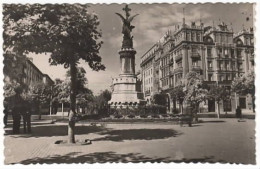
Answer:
[
  {"left": 21, "top": 101, "right": 32, "bottom": 133},
  {"left": 3, "top": 99, "right": 9, "bottom": 128},
  {"left": 12, "top": 93, "right": 23, "bottom": 134},
  {"left": 52, "top": 98, "right": 59, "bottom": 115},
  {"left": 236, "top": 106, "right": 242, "bottom": 122}
]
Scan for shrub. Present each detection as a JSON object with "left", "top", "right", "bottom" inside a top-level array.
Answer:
[
  {"left": 140, "top": 114, "right": 148, "bottom": 118},
  {"left": 145, "top": 104, "right": 167, "bottom": 114},
  {"left": 151, "top": 114, "right": 160, "bottom": 118},
  {"left": 127, "top": 114, "right": 135, "bottom": 118},
  {"left": 114, "top": 114, "right": 123, "bottom": 119},
  {"left": 161, "top": 114, "right": 169, "bottom": 118},
  {"left": 172, "top": 108, "right": 179, "bottom": 114}
]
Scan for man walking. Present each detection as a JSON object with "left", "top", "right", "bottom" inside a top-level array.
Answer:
[{"left": 236, "top": 106, "right": 242, "bottom": 122}]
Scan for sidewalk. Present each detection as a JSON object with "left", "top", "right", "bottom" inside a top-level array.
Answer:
[{"left": 4, "top": 118, "right": 255, "bottom": 164}]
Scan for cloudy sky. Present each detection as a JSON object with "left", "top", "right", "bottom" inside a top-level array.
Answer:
[{"left": 29, "top": 3, "right": 254, "bottom": 95}]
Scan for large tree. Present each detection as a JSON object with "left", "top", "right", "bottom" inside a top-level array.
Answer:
[
  {"left": 184, "top": 72, "right": 208, "bottom": 121},
  {"left": 3, "top": 4, "right": 105, "bottom": 143},
  {"left": 25, "top": 82, "right": 52, "bottom": 119},
  {"left": 93, "top": 90, "right": 112, "bottom": 115},
  {"left": 208, "top": 85, "right": 229, "bottom": 118},
  {"left": 170, "top": 84, "right": 185, "bottom": 114},
  {"left": 232, "top": 70, "right": 255, "bottom": 112},
  {"left": 152, "top": 93, "right": 167, "bottom": 106}
]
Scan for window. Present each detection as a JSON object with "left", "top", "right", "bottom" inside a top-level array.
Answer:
[
  {"left": 192, "top": 60, "right": 198, "bottom": 66},
  {"left": 186, "top": 33, "right": 190, "bottom": 41},
  {"left": 177, "top": 61, "right": 182, "bottom": 68},
  {"left": 191, "top": 32, "right": 195, "bottom": 41},
  {"left": 191, "top": 47, "right": 197, "bottom": 53},
  {"left": 208, "top": 74, "right": 213, "bottom": 81},
  {"left": 207, "top": 47, "right": 212, "bottom": 57},
  {"left": 231, "top": 49, "right": 234, "bottom": 58},
  {"left": 218, "top": 48, "right": 222, "bottom": 56},
  {"left": 219, "top": 75, "right": 223, "bottom": 81},
  {"left": 196, "top": 33, "right": 200, "bottom": 42},
  {"left": 219, "top": 61, "right": 223, "bottom": 70},
  {"left": 227, "top": 74, "right": 230, "bottom": 81},
  {"left": 238, "top": 63, "right": 243, "bottom": 71},
  {"left": 208, "top": 61, "right": 213, "bottom": 69},
  {"left": 224, "top": 49, "right": 228, "bottom": 56},
  {"left": 250, "top": 38, "right": 254, "bottom": 45},
  {"left": 237, "top": 50, "right": 242, "bottom": 58},
  {"left": 226, "top": 62, "right": 230, "bottom": 70}
]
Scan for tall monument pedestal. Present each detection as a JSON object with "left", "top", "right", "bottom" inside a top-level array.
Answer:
[
  {"left": 109, "top": 5, "right": 145, "bottom": 108},
  {"left": 109, "top": 48, "right": 145, "bottom": 108},
  {"left": 109, "top": 75, "right": 145, "bottom": 108}
]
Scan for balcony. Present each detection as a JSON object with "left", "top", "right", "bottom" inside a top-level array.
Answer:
[
  {"left": 145, "top": 90, "right": 151, "bottom": 97},
  {"left": 191, "top": 66, "right": 202, "bottom": 72},
  {"left": 175, "top": 54, "right": 183, "bottom": 62},
  {"left": 207, "top": 55, "right": 214, "bottom": 59},
  {"left": 191, "top": 52, "right": 201, "bottom": 59},
  {"left": 173, "top": 67, "right": 183, "bottom": 74},
  {"left": 250, "top": 55, "right": 254, "bottom": 62},
  {"left": 169, "top": 70, "right": 174, "bottom": 76},
  {"left": 216, "top": 67, "right": 225, "bottom": 71},
  {"left": 169, "top": 58, "right": 174, "bottom": 64},
  {"left": 208, "top": 67, "right": 214, "bottom": 71}
]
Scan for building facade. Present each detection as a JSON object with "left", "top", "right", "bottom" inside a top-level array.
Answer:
[
  {"left": 140, "top": 20, "right": 254, "bottom": 113},
  {"left": 23, "top": 58, "right": 54, "bottom": 86}
]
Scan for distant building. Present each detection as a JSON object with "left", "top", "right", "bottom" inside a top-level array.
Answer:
[
  {"left": 140, "top": 20, "right": 254, "bottom": 113},
  {"left": 23, "top": 58, "right": 54, "bottom": 86}
]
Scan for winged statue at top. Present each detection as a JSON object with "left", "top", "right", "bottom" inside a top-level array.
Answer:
[{"left": 115, "top": 5, "right": 139, "bottom": 40}]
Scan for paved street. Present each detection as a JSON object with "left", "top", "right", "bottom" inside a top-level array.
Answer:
[{"left": 4, "top": 118, "right": 255, "bottom": 164}]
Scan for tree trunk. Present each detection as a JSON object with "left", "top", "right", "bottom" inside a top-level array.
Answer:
[
  {"left": 68, "top": 62, "right": 77, "bottom": 144},
  {"left": 217, "top": 102, "right": 220, "bottom": 119},
  {"left": 38, "top": 104, "right": 41, "bottom": 120},
  {"left": 62, "top": 102, "right": 64, "bottom": 119},
  {"left": 194, "top": 104, "right": 198, "bottom": 122},
  {"left": 181, "top": 103, "right": 183, "bottom": 114},
  {"left": 252, "top": 95, "right": 255, "bottom": 113}
]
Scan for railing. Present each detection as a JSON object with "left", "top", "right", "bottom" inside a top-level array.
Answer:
[
  {"left": 208, "top": 67, "right": 213, "bottom": 71},
  {"left": 175, "top": 54, "right": 183, "bottom": 62},
  {"left": 191, "top": 52, "right": 200, "bottom": 59},
  {"left": 169, "top": 71, "right": 174, "bottom": 76},
  {"left": 250, "top": 55, "right": 254, "bottom": 62},
  {"left": 191, "top": 66, "right": 201, "bottom": 72},
  {"left": 145, "top": 90, "right": 151, "bottom": 96},
  {"left": 174, "top": 67, "right": 183, "bottom": 74}
]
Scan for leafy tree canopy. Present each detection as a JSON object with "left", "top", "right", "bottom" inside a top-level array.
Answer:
[
  {"left": 208, "top": 85, "right": 230, "bottom": 103},
  {"left": 170, "top": 84, "right": 185, "bottom": 104},
  {"left": 184, "top": 72, "right": 208, "bottom": 105},
  {"left": 232, "top": 70, "right": 255, "bottom": 96},
  {"left": 3, "top": 4, "right": 105, "bottom": 70},
  {"left": 152, "top": 93, "right": 167, "bottom": 106}
]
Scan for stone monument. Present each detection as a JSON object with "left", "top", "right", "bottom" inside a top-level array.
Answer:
[{"left": 109, "top": 5, "right": 145, "bottom": 108}]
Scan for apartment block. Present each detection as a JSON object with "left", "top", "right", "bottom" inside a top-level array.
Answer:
[{"left": 140, "top": 21, "right": 254, "bottom": 113}]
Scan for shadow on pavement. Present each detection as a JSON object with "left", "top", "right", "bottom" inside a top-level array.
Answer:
[
  {"left": 6, "top": 125, "right": 107, "bottom": 138},
  {"left": 92, "top": 129, "right": 182, "bottom": 142},
  {"left": 16, "top": 151, "right": 216, "bottom": 164},
  {"left": 200, "top": 120, "right": 226, "bottom": 123}
]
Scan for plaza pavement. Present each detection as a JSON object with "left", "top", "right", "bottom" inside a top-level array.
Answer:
[{"left": 4, "top": 118, "right": 255, "bottom": 164}]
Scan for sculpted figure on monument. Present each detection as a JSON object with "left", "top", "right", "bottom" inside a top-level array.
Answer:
[{"left": 116, "top": 5, "right": 139, "bottom": 47}]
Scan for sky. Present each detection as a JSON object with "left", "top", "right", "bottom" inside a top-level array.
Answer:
[{"left": 29, "top": 3, "right": 254, "bottom": 95}]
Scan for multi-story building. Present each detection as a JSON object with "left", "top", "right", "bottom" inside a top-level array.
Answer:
[
  {"left": 140, "top": 20, "right": 254, "bottom": 113},
  {"left": 140, "top": 45, "right": 156, "bottom": 104},
  {"left": 23, "top": 58, "right": 54, "bottom": 86}
]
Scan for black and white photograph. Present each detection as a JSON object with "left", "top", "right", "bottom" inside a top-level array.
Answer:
[{"left": 2, "top": 1, "right": 257, "bottom": 166}]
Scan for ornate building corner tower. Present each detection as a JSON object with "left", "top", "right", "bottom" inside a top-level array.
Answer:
[{"left": 109, "top": 5, "right": 146, "bottom": 108}]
